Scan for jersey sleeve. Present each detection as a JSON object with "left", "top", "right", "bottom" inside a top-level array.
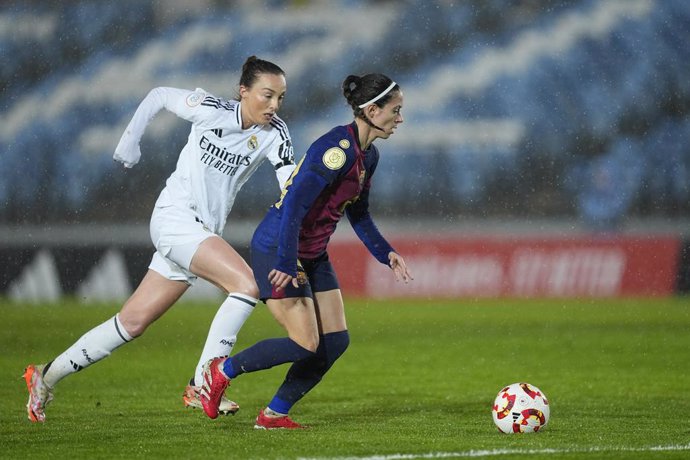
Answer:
[
  {"left": 113, "top": 87, "right": 224, "bottom": 167},
  {"left": 346, "top": 158, "right": 395, "bottom": 265},
  {"left": 265, "top": 120, "right": 296, "bottom": 190},
  {"left": 273, "top": 135, "right": 354, "bottom": 276},
  {"left": 274, "top": 167, "right": 330, "bottom": 276}
]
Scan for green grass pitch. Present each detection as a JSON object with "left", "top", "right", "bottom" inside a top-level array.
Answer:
[{"left": 1, "top": 297, "right": 689, "bottom": 459}]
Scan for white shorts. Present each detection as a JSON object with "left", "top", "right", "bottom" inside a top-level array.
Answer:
[{"left": 148, "top": 204, "right": 216, "bottom": 284}]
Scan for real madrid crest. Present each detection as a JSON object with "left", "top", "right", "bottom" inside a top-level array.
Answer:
[
  {"left": 322, "top": 147, "right": 346, "bottom": 170},
  {"left": 247, "top": 135, "right": 258, "bottom": 150}
]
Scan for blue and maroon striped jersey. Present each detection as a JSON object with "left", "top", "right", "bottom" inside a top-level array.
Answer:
[{"left": 252, "top": 122, "right": 394, "bottom": 277}]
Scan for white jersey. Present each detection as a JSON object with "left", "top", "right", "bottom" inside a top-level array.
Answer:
[{"left": 114, "top": 87, "right": 295, "bottom": 234}]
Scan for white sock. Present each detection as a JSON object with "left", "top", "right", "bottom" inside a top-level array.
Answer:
[
  {"left": 43, "top": 315, "right": 133, "bottom": 388},
  {"left": 193, "top": 293, "right": 256, "bottom": 386}
]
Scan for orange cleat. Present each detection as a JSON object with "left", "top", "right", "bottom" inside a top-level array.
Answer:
[
  {"left": 183, "top": 383, "right": 239, "bottom": 416},
  {"left": 23, "top": 364, "right": 53, "bottom": 423}
]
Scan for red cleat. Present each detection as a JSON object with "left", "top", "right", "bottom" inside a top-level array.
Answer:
[
  {"left": 200, "top": 357, "right": 230, "bottom": 419},
  {"left": 254, "top": 408, "right": 307, "bottom": 430},
  {"left": 183, "top": 383, "right": 239, "bottom": 416}
]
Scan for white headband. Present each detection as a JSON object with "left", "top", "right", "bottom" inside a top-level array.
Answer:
[{"left": 357, "top": 81, "right": 397, "bottom": 108}]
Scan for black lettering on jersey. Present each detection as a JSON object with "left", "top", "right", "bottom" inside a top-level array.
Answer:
[
  {"left": 274, "top": 139, "right": 294, "bottom": 169},
  {"left": 268, "top": 117, "right": 294, "bottom": 168},
  {"left": 199, "top": 135, "right": 251, "bottom": 172}
]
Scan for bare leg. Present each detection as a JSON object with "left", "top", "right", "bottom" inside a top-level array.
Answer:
[
  {"left": 265, "top": 296, "right": 320, "bottom": 352},
  {"left": 43, "top": 270, "right": 188, "bottom": 387}
]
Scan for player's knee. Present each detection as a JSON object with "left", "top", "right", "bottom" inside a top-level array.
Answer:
[
  {"left": 117, "top": 312, "right": 149, "bottom": 338},
  {"left": 303, "top": 339, "right": 320, "bottom": 354},
  {"left": 220, "top": 274, "right": 258, "bottom": 299},
  {"left": 244, "top": 282, "right": 260, "bottom": 300},
  {"left": 295, "top": 334, "right": 320, "bottom": 354},
  {"left": 326, "top": 330, "right": 350, "bottom": 365}
]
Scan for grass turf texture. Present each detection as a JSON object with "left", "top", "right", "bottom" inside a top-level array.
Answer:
[{"left": 1, "top": 298, "right": 689, "bottom": 459}]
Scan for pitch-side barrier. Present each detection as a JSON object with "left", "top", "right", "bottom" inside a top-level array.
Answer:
[{"left": 1, "top": 223, "right": 688, "bottom": 302}]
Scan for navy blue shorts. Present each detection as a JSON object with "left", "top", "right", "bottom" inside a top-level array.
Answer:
[{"left": 251, "top": 250, "right": 340, "bottom": 301}]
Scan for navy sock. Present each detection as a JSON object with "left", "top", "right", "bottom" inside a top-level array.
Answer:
[
  {"left": 223, "top": 337, "right": 314, "bottom": 379},
  {"left": 269, "top": 330, "right": 350, "bottom": 414}
]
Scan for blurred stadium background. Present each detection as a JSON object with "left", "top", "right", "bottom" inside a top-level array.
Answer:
[{"left": 1, "top": 0, "right": 689, "bottom": 301}]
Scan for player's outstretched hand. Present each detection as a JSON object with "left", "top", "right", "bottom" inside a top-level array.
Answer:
[
  {"left": 388, "top": 252, "right": 413, "bottom": 283},
  {"left": 113, "top": 142, "right": 142, "bottom": 168},
  {"left": 268, "top": 269, "right": 299, "bottom": 291}
]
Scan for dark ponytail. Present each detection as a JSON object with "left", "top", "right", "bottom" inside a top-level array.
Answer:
[
  {"left": 240, "top": 56, "right": 285, "bottom": 88},
  {"left": 342, "top": 73, "right": 399, "bottom": 122}
]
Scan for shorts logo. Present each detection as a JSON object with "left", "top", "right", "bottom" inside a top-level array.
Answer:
[
  {"left": 186, "top": 92, "right": 203, "bottom": 107},
  {"left": 339, "top": 139, "right": 350, "bottom": 149},
  {"left": 322, "top": 147, "right": 346, "bottom": 170},
  {"left": 247, "top": 135, "right": 258, "bottom": 150},
  {"left": 296, "top": 260, "right": 308, "bottom": 285}
]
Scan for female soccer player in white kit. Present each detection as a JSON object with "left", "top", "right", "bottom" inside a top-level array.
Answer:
[{"left": 23, "top": 56, "right": 295, "bottom": 423}]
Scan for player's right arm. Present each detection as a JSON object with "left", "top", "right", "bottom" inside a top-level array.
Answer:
[
  {"left": 113, "top": 87, "right": 218, "bottom": 168},
  {"left": 273, "top": 162, "right": 330, "bottom": 278},
  {"left": 270, "top": 136, "right": 351, "bottom": 284},
  {"left": 268, "top": 167, "right": 331, "bottom": 291}
]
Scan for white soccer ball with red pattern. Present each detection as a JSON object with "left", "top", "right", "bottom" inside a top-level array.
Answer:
[{"left": 492, "top": 382, "right": 550, "bottom": 433}]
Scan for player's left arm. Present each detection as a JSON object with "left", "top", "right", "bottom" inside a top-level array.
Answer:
[{"left": 346, "top": 185, "right": 413, "bottom": 283}]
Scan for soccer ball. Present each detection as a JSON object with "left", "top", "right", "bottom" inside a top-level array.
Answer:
[{"left": 492, "top": 382, "right": 550, "bottom": 433}]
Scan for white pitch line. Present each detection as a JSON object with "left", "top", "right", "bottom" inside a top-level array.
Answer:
[{"left": 297, "top": 443, "right": 690, "bottom": 460}]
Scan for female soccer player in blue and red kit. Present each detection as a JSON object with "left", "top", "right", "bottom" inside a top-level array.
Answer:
[{"left": 200, "top": 73, "right": 413, "bottom": 429}]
